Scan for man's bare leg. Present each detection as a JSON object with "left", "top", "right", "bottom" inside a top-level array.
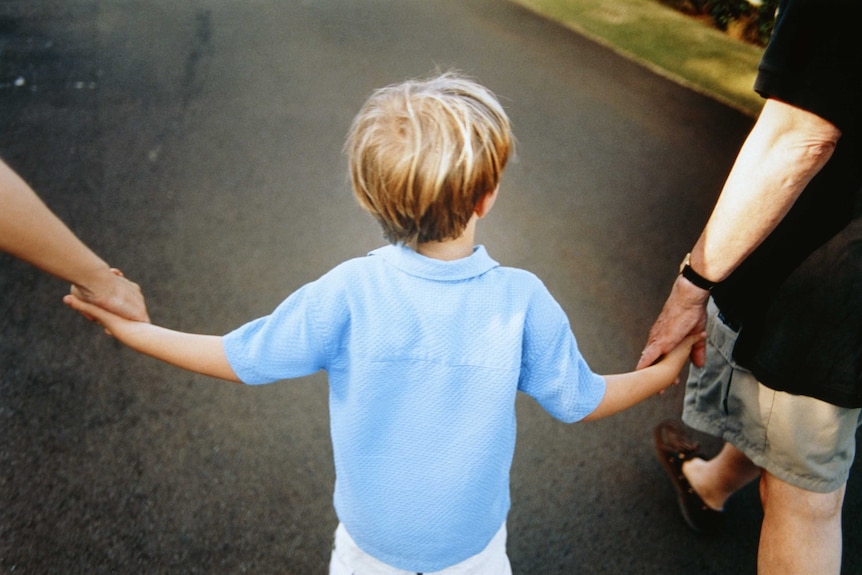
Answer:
[
  {"left": 758, "top": 472, "right": 844, "bottom": 575},
  {"left": 683, "top": 442, "right": 761, "bottom": 510}
]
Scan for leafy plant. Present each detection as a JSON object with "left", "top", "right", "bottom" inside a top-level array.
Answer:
[{"left": 660, "top": 0, "right": 779, "bottom": 45}]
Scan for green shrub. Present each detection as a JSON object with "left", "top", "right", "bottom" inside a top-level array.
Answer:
[
  {"left": 661, "top": 0, "right": 779, "bottom": 45},
  {"left": 754, "top": 0, "right": 780, "bottom": 43}
]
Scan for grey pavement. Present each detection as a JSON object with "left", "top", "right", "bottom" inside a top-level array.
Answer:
[{"left": 1, "top": 1, "right": 859, "bottom": 573}]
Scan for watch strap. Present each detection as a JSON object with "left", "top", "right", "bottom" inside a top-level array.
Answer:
[{"left": 680, "top": 259, "right": 717, "bottom": 290}]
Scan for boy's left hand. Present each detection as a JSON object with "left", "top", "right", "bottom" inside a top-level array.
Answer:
[{"left": 64, "top": 292, "right": 135, "bottom": 338}]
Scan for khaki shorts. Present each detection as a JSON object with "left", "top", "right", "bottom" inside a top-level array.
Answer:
[{"left": 683, "top": 299, "right": 861, "bottom": 493}]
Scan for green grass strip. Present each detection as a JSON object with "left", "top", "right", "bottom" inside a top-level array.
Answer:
[{"left": 510, "top": 0, "right": 765, "bottom": 116}]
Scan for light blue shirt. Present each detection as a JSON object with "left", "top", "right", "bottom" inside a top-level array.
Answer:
[{"left": 223, "top": 244, "right": 606, "bottom": 572}]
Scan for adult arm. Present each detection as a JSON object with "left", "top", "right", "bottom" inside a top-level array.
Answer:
[
  {"left": 637, "top": 98, "right": 842, "bottom": 369},
  {"left": 0, "top": 159, "right": 149, "bottom": 321},
  {"left": 64, "top": 294, "right": 240, "bottom": 382}
]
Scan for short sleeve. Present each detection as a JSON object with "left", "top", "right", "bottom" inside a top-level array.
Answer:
[
  {"left": 755, "top": 0, "right": 862, "bottom": 132},
  {"left": 223, "top": 278, "right": 342, "bottom": 384},
  {"left": 518, "top": 282, "right": 606, "bottom": 423}
]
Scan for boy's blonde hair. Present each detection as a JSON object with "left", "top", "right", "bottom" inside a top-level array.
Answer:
[{"left": 346, "top": 72, "right": 513, "bottom": 244}]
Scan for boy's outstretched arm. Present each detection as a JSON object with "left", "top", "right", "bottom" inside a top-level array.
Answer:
[
  {"left": 64, "top": 294, "right": 241, "bottom": 383},
  {"left": 582, "top": 333, "right": 703, "bottom": 422}
]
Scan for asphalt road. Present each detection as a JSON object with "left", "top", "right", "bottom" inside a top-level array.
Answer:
[{"left": 1, "top": 1, "right": 859, "bottom": 573}]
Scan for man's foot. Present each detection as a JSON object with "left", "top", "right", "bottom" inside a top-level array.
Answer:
[{"left": 654, "top": 420, "right": 724, "bottom": 533}]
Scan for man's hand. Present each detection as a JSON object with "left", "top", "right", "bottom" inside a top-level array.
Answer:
[
  {"left": 71, "top": 267, "right": 149, "bottom": 323},
  {"left": 64, "top": 290, "right": 142, "bottom": 339},
  {"left": 637, "top": 275, "right": 709, "bottom": 370}
]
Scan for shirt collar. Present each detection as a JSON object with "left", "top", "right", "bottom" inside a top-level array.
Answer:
[{"left": 369, "top": 244, "right": 499, "bottom": 281}]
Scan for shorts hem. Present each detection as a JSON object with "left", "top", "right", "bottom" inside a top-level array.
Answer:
[{"left": 683, "top": 402, "right": 850, "bottom": 494}]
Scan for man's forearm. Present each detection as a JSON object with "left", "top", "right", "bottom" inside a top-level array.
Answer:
[
  {"left": 689, "top": 99, "right": 841, "bottom": 282},
  {"left": 0, "top": 159, "right": 112, "bottom": 286}
]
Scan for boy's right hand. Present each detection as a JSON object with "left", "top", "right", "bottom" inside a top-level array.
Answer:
[{"left": 655, "top": 332, "right": 706, "bottom": 382}]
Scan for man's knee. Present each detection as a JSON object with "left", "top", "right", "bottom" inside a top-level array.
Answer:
[{"left": 760, "top": 472, "right": 845, "bottom": 523}]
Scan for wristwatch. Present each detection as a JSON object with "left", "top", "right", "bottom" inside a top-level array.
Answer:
[{"left": 679, "top": 252, "right": 717, "bottom": 291}]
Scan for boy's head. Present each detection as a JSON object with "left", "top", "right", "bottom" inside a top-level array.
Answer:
[{"left": 346, "top": 72, "right": 513, "bottom": 244}]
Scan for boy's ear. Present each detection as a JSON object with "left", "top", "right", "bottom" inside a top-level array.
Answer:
[{"left": 474, "top": 186, "right": 499, "bottom": 219}]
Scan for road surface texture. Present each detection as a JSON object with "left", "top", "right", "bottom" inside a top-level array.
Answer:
[{"left": 1, "top": 1, "right": 859, "bottom": 573}]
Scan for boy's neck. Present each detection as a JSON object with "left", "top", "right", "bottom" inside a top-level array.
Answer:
[
  {"left": 415, "top": 238, "right": 474, "bottom": 261},
  {"left": 412, "top": 217, "right": 477, "bottom": 261}
]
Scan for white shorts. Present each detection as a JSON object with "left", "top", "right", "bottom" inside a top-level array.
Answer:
[{"left": 328, "top": 522, "right": 512, "bottom": 575}]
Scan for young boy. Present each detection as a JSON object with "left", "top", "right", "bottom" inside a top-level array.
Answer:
[{"left": 65, "top": 72, "right": 700, "bottom": 574}]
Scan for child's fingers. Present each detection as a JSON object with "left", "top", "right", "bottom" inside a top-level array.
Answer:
[
  {"left": 684, "top": 332, "right": 707, "bottom": 348},
  {"left": 64, "top": 294, "right": 117, "bottom": 336},
  {"left": 667, "top": 332, "right": 707, "bottom": 369},
  {"left": 64, "top": 293, "right": 88, "bottom": 313},
  {"left": 64, "top": 294, "right": 106, "bottom": 323},
  {"left": 68, "top": 285, "right": 95, "bottom": 321},
  {"left": 673, "top": 332, "right": 706, "bottom": 354},
  {"left": 690, "top": 333, "right": 707, "bottom": 366},
  {"left": 664, "top": 332, "right": 706, "bottom": 365}
]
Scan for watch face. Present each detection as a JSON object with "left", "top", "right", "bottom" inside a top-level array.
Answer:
[{"left": 679, "top": 252, "right": 691, "bottom": 274}]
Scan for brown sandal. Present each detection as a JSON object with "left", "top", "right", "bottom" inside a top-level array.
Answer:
[{"left": 654, "top": 420, "right": 724, "bottom": 533}]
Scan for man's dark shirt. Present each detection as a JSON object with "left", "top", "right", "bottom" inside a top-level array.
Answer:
[{"left": 711, "top": 0, "right": 862, "bottom": 407}]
